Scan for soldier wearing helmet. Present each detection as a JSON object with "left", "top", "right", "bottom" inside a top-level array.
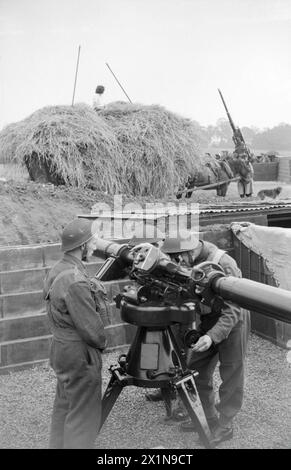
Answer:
[
  {"left": 146, "top": 231, "right": 250, "bottom": 446},
  {"left": 43, "top": 218, "right": 108, "bottom": 449},
  {"left": 160, "top": 230, "right": 201, "bottom": 266}
]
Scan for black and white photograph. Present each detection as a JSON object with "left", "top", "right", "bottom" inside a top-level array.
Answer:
[{"left": 0, "top": 0, "right": 290, "bottom": 453}]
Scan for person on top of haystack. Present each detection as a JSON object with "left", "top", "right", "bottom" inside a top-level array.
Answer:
[
  {"left": 93, "top": 85, "right": 105, "bottom": 111},
  {"left": 145, "top": 231, "right": 250, "bottom": 446},
  {"left": 43, "top": 218, "right": 108, "bottom": 449}
]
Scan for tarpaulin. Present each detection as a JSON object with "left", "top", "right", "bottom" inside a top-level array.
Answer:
[{"left": 230, "top": 222, "right": 291, "bottom": 291}]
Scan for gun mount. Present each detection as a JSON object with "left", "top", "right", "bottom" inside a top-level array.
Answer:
[{"left": 94, "top": 239, "right": 291, "bottom": 448}]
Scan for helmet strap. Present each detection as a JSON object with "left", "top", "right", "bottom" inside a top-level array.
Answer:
[{"left": 81, "top": 243, "right": 88, "bottom": 262}]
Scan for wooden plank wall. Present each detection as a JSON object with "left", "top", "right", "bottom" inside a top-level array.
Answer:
[
  {"left": 278, "top": 156, "right": 291, "bottom": 183},
  {"left": 253, "top": 162, "right": 278, "bottom": 181}
]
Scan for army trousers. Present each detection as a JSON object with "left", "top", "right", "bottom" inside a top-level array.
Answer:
[
  {"left": 238, "top": 179, "right": 253, "bottom": 197},
  {"left": 187, "top": 317, "right": 250, "bottom": 425},
  {"left": 49, "top": 337, "right": 102, "bottom": 449}
]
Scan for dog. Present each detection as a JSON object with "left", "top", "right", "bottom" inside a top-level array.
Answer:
[{"left": 257, "top": 186, "right": 282, "bottom": 200}]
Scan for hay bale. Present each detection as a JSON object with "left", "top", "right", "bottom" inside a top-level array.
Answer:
[
  {"left": 0, "top": 104, "right": 126, "bottom": 193},
  {"left": 99, "top": 102, "right": 204, "bottom": 197},
  {"left": 0, "top": 101, "right": 205, "bottom": 197}
]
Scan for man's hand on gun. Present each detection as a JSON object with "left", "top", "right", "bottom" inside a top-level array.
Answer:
[{"left": 191, "top": 334, "right": 212, "bottom": 352}]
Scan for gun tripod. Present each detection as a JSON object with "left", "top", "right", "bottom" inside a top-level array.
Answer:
[{"left": 99, "top": 301, "right": 214, "bottom": 449}]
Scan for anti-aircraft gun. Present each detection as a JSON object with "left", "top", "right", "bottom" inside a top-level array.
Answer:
[
  {"left": 93, "top": 239, "right": 291, "bottom": 449},
  {"left": 218, "top": 88, "right": 253, "bottom": 161}
]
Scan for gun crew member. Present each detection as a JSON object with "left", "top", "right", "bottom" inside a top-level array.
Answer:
[
  {"left": 146, "top": 232, "right": 250, "bottom": 445},
  {"left": 235, "top": 151, "right": 254, "bottom": 198},
  {"left": 43, "top": 218, "right": 108, "bottom": 449}
]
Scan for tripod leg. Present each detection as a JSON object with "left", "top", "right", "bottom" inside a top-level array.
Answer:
[
  {"left": 100, "top": 374, "right": 123, "bottom": 431},
  {"left": 176, "top": 374, "right": 214, "bottom": 449},
  {"left": 161, "top": 387, "right": 173, "bottom": 420}
]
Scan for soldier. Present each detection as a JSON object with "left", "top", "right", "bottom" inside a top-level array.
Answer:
[
  {"left": 43, "top": 218, "right": 108, "bottom": 449},
  {"left": 237, "top": 155, "right": 254, "bottom": 198},
  {"left": 146, "top": 232, "right": 250, "bottom": 445}
]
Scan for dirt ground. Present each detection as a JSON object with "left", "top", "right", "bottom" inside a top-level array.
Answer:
[
  {"left": 0, "top": 181, "right": 104, "bottom": 246},
  {"left": 0, "top": 162, "right": 290, "bottom": 246}
]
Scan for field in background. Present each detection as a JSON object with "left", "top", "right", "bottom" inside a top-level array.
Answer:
[
  {"left": 204, "top": 147, "right": 291, "bottom": 157},
  {"left": 0, "top": 163, "right": 29, "bottom": 181}
]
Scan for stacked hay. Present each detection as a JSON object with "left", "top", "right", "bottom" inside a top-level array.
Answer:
[
  {"left": 0, "top": 101, "right": 204, "bottom": 197},
  {"left": 99, "top": 102, "right": 204, "bottom": 197},
  {"left": 0, "top": 104, "right": 126, "bottom": 193}
]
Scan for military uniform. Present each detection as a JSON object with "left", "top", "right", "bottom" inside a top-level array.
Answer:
[
  {"left": 237, "top": 158, "right": 254, "bottom": 197},
  {"left": 44, "top": 253, "right": 107, "bottom": 449},
  {"left": 187, "top": 241, "right": 250, "bottom": 425}
]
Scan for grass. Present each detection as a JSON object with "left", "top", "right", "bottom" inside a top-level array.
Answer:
[{"left": 0, "top": 333, "right": 290, "bottom": 449}]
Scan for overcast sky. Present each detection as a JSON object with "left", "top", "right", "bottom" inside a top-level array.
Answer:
[{"left": 0, "top": 0, "right": 290, "bottom": 130}]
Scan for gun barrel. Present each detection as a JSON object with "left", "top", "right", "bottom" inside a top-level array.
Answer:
[
  {"left": 94, "top": 239, "right": 134, "bottom": 264},
  {"left": 218, "top": 88, "right": 236, "bottom": 134},
  {"left": 213, "top": 276, "right": 291, "bottom": 324}
]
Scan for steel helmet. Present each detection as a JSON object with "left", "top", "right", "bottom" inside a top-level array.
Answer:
[
  {"left": 161, "top": 231, "right": 199, "bottom": 254},
  {"left": 61, "top": 218, "right": 95, "bottom": 252}
]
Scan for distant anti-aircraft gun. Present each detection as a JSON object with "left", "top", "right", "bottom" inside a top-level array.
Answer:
[{"left": 218, "top": 88, "right": 252, "bottom": 161}]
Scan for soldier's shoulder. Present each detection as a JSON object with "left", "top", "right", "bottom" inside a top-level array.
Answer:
[
  {"left": 201, "top": 242, "right": 241, "bottom": 275},
  {"left": 203, "top": 240, "right": 216, "bottom": 252},
  {"left": 71, "top": 266, "right": 88, "bottom": 284},
  {"left": 220, "top": 251, "right": 236, "bottom": 266},
  {"left": 220, "top": 253, "right": 241, "bottom": 276},
  {"left": 57, "top": 266, "right": 87, "bottom": 287}
]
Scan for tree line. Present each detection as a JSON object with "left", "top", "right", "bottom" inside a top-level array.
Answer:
[{"left": 196, "top": 119, "right": 291, "bottom": 152}]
